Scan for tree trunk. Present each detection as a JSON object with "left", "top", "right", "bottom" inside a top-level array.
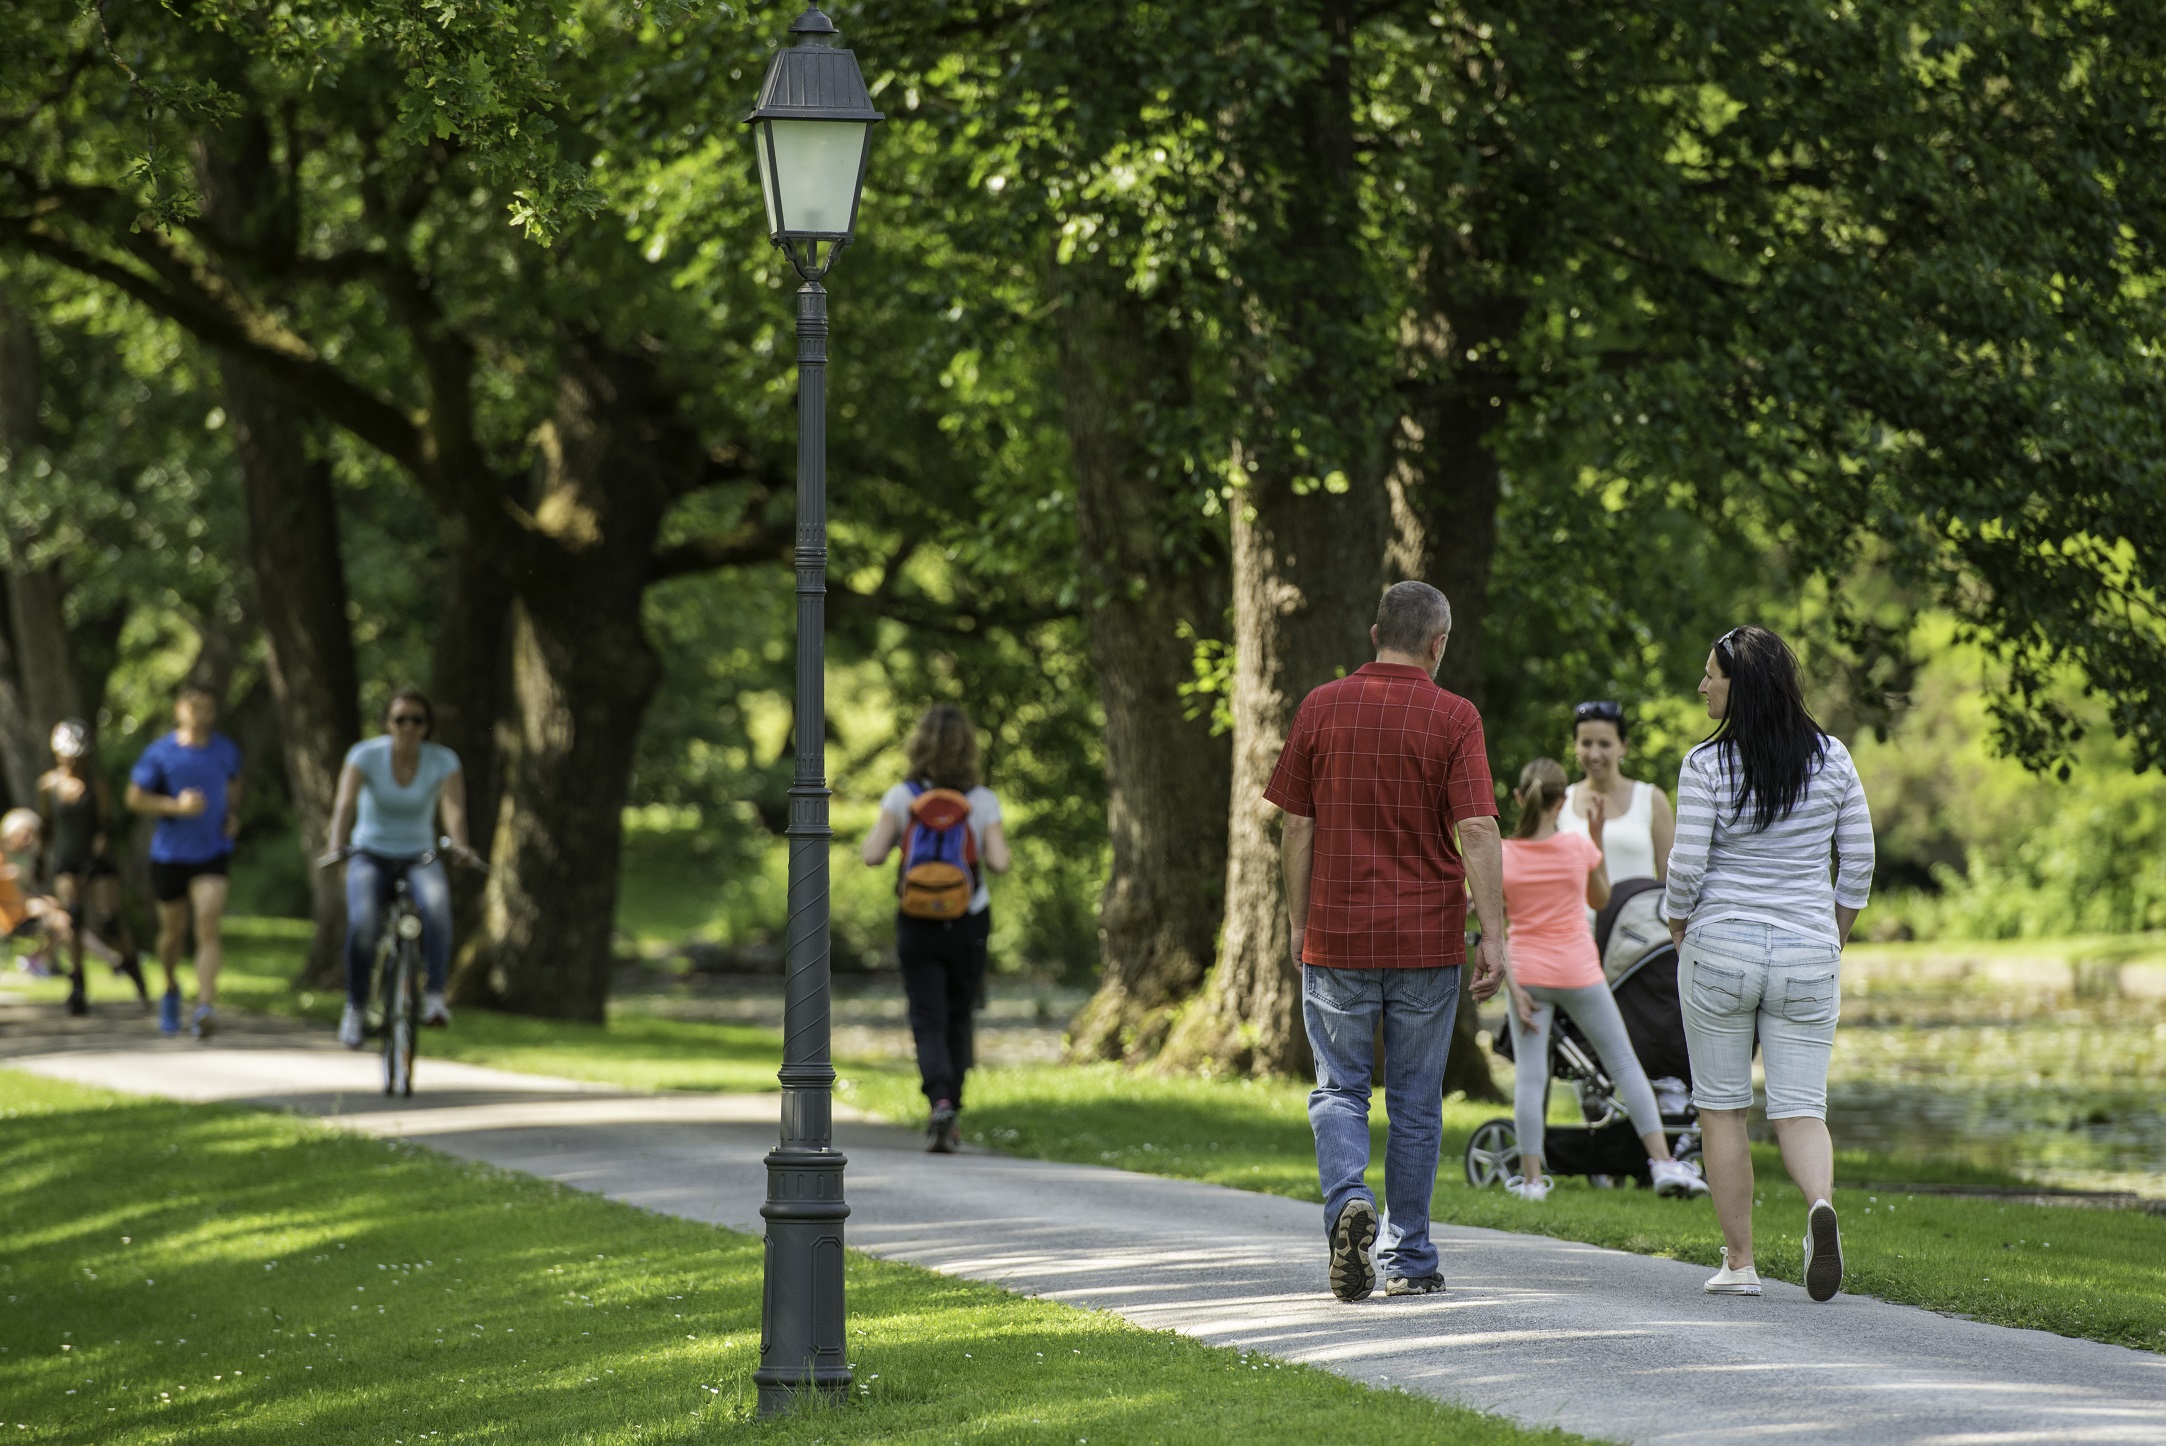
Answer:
[
  {"left": 1387, "top": 380, "right": 1510, "bottom": 1104},
  {"left": 1160, "top": 0, "right": 1390, "bottom": 1077},
  {"left": 0, "top": 599, "right": 39, "bottom": 809},
  {"left": 196, "top": 117, "right": 363, "bottom": 981},
  {"left": 0, "top": 292, "right": 53, "bottom": 805},
  {"left": 221, "top": 359, "right": 361, "bottom": 984},
  {"left": 1157, "top": 458, "right": 1386, "bottom": 1076},
  {"left": 429, "top": 546, "right": 515, "bottom": 969},
  {"left": 452, "top": 343, "right": 689, "bottom": 1020},
  {"left": 1054, "top": 263, "right": 1234, "bottom": 1062}
]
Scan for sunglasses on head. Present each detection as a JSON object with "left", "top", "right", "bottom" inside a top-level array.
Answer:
[
  {"left": 1574, "top": 700, "right": 1624, "bottom": 724},
  {"left": 1714, "top": 626, "right": 1746, "bottom": 663}
]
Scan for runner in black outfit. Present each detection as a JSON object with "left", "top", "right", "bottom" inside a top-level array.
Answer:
[{"left": 37, "top": 720, "right": 145, "bottom": 1013}]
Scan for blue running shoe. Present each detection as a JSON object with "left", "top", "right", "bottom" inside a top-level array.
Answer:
[{"left": 159, "top": 989, "right": 181, "bottom": 1035}]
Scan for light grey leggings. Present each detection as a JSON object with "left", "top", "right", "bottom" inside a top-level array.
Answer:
[{"left": 1510, "top": 981, "right": 1665, "bottom": 1173}]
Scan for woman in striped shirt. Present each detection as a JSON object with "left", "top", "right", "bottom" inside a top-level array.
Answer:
[{"left": 1664, "top": 625, "right": 1874, "bottom": 1303}]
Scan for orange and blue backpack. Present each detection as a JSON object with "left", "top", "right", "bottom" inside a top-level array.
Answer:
[{"left": 897, "top": 781, "right": 978, "bottom": 920}]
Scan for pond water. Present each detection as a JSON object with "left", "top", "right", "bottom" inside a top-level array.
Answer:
[{"left": 1817, "top": 947, "right": 2166, "bottom": 1196}]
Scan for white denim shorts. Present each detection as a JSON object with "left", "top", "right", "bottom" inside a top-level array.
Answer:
[{"left": 1679, "top": 919, "right": 1842, "bottom": 1120}]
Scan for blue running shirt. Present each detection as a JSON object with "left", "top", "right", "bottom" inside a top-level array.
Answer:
[{"left": 130, "top": 732, "right": 244, "bottom": 864}]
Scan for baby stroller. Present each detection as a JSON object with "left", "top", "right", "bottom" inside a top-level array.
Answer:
[{"left": 1463, "top": 878, "right": 1701, "bottom": 1189}]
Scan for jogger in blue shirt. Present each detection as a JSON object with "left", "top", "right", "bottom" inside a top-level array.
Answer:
[{"left": 126, "top": 684, "right": 243, "bottom": 1038}]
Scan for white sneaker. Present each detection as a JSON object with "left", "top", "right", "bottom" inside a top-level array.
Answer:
[
  {"left": 1803, "top": 1199, "right": 1843, "bottom": 1301},
  {"left": 422, "top": 991, "right": 451, "bottom": 1028},
  {"left": 1703, "top": 1246, "right": 1762, "bottom": 1295},
  {"left": 1504, "top": 1175, "right": 1552, "bottom": 1202},
  {"left": 338, "top": 1003, "right": 365, "bottom": 1049},
  {"left": 1652, "top": 1158, "right": 1710, "bottom": 1199}
]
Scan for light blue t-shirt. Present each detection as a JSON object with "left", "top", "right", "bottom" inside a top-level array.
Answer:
[{"left": 347, "top": 737, "right": 461, "bottom": 858}]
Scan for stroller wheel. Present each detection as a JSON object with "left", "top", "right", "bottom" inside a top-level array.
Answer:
[{"left": 1464, "top": 1118, "right": 1518, "bottom": 1189}]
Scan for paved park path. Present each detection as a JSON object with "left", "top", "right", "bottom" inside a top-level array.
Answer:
[{"left": 5, "top": 1005, "right": 2163, "bottom": 1445}]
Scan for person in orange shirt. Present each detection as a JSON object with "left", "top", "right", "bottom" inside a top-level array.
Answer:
[
  {"left": 2, "top": 808, "right": 94, "bottom": 969},
  {"left": 1499, "top": 759, "right": 1707, "bottom": 1202}
]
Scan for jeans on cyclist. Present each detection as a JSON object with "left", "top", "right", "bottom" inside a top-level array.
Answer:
[{"left": 344, "top": 851, "right": 453, "bottom": 1008}]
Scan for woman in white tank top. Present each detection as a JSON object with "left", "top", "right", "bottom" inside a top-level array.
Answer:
[{"left": 1555, "top": 700, "right": 1674, "bottom": 882}]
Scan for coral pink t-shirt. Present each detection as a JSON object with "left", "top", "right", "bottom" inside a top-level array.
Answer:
[{"left": 1502, "top": 832, "right": 1605, "bottom": 989}]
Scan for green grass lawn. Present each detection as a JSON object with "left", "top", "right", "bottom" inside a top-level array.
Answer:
[{"left": 0, "top": 1071, "right": 1585, "bottom": 1446}]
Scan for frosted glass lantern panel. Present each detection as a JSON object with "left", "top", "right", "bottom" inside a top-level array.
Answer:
[{"left": 759, "top": 119, "right": 869, "bottom": 237}]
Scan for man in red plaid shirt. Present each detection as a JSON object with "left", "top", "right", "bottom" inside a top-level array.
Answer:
[{"left": 1265, "top": 580, "right": 1509, "bottom": 1301}]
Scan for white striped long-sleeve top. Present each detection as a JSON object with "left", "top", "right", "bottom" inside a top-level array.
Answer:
[{"left": 1662, "top": 734, "right": 1875, "bottom": 946}]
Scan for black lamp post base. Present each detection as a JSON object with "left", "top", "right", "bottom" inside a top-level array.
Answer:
[{"left": 755, "top": 1136, "right": 850, "bottom": 1417}]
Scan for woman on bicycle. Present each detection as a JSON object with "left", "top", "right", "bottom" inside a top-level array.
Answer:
[{"left": 327, "top": 688, "right": 475, "bottom": 1049}]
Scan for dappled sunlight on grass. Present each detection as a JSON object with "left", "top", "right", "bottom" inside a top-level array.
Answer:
[{"left": 0, "top": 1071, "right": 1585, "bottom": 1445}]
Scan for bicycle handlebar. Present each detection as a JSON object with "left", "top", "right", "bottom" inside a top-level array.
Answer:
[{"left": 316, "top": 840, "right": 491, "bottom": 875}]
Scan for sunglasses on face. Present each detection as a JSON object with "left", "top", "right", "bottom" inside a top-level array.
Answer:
[{"left": 390, "top": 714, "right": 428, "bottom": 727}]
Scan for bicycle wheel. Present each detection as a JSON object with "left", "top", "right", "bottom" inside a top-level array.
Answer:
[{"left": 381, "top": 937, "right": 415, "bottom": 1097}]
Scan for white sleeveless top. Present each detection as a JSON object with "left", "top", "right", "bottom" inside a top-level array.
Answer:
[{"left": 1559, "top": 779, "right": 1659, "bottom": 882}]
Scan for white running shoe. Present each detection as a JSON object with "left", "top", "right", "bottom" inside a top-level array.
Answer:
[
  {"left": 1703, "top": 1246, "right": 1763, "bottom": 1295},
  {"left": 1504, "top": 1174, "right": 1552, "bottom": 1202},
  {"left": 422, "top": 991, "right": 451, "bottom": 1028},
  {"left": 338, "top": 1003, "right": 365, "bottom": 1049},
  {"left": 1651, "top": 1158, "right": 1711, "bottom": 1199},
  {"left": 1803, "top": 1198, "right": 1843, "bottom": 1301}
]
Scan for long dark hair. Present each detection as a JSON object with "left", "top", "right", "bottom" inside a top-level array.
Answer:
[{"left": 1704, "top": 625, "right": 1827, "bottom": 830}]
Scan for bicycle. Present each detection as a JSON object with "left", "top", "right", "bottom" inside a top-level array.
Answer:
[{"left": 318, "top": 839, "right": 487, "bottom": 1097}]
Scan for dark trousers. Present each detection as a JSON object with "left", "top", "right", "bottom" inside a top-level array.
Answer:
[{"left": 897, "top": 908, "right": 991, "bottom": 1108}]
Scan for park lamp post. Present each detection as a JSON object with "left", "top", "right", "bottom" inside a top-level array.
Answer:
[{"left": 746, "top": 2, "right": 881, "bottom": 1419}]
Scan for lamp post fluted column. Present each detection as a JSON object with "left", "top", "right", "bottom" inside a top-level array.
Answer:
[
  {"left": 744, "top": 2, "right": 879, "bottom": 1417},
  {"left": 754, "top": 277, "right": 850, "bottom": 1416}
]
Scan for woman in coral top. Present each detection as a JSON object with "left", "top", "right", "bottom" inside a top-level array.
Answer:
[{"left": 1500, "top": 758, "right": 1707, "bottom": 1202}]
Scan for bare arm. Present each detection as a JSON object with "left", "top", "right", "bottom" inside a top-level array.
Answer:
[
  {"left": 981, "top": 820, "right": 1012, "bottom": 874},
  {"left": 1585, "top": 792, "right": 1612, "bottom": 909},
  {"left": 224, "top": 773, "right": 244, "bottom": 839},
  {"left": 126, "top": 782, "right": 198, "bottom": 818},
  {"left": 861, "top": 809, "right": 902, "bottom": 867},
  {"left": 436, "top": 769, "right": 473, "bottom": 854},
  {"left": 1281, "top": 811, "right": 1316, "bottom": 964},
  {"left": 1585, "top": 855, "right": 1613, "bottom": 910},
  {"left": 327, "top": 763, "right": 363, "bottom": 853},
  {"left": 1459, "top": 815, "right": 1507, "bottom": 1001},
  {"left": 1836, "top": 904, "right": 1860, "bottom": 947},
  {"left": 1649, "top": 786, "right": 1675, "bottom": 883}
]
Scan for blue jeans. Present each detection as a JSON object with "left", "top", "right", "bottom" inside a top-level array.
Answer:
[
  {"left": 1304, "top": 963, "right": 1461, "bottom": 1281},
  {"left": 345, "top": 852, "right": 453, "bottom": 1007}
]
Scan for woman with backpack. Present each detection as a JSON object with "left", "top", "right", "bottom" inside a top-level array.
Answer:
[{"left": 861, "top": 704, "right": 1010, "bottom": 1152}]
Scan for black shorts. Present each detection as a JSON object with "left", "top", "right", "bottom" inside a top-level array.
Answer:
[{"left": 150, "top": 856, "right": 230, "bottom": 903}]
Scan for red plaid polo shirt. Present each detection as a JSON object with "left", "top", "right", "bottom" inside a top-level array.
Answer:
[{"left": 1264, "top": 662, "right": 1497, "bottom": 969}]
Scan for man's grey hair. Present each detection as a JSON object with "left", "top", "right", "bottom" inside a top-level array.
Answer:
[{"left": 1374, "top": 581, "right": 1453, "bottom": 654}]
